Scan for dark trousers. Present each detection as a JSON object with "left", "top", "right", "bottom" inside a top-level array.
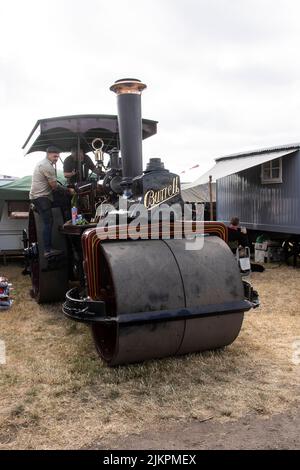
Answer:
[
  {"left": 32, "top": 193, "right": 72, "bottom": 251},
  {"left": 228, "top": 227, "right": 249, "bottom": 249},
  {"left": 32, "top": 197, "right": 53, "bottom": 252},
  {"left": 52, "top": 190, "right": 71, "bottom": 221}
]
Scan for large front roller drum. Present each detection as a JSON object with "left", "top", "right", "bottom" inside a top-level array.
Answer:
[
  {"left": 28, "top": 208, "right": 69, "bottom": 303},
  {"left": 92, "top": 236, "right": 245, "bottom": 366}
]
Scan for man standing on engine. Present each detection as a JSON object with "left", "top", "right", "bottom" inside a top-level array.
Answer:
[{"left": 30, "top": 146, "right": 74, "bottom": 257}]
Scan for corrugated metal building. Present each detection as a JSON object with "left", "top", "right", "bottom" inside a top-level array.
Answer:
[{"left": 214, "top": 144, "right": 300, "bottom": 234}]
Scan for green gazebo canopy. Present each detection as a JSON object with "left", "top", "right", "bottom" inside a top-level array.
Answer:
[{"left": 0, "top": 171, "right": 66, "bottom": 201}]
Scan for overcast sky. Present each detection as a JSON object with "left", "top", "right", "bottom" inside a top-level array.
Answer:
[{"left": 1, "top": 0, "right": 300, "bottom": 182}]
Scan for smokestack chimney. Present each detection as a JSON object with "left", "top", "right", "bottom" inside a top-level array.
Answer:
[{"left": 110, "top": 78, "right": 146, "bottom": 182}]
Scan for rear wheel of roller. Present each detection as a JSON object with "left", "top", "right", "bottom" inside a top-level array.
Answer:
[{"left": 28, "top": 207, "right": 69, "bottom": 303}]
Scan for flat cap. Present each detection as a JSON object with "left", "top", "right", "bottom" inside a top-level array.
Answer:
[{"left": 46, "top": 145, "right": 61, "bottom": 153}]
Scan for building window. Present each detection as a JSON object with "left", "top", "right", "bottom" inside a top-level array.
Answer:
[{"left": 261, "top": 157, "right": 282, "bottom": 184}]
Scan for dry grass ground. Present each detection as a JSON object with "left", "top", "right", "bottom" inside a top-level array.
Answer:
[{"left": 0, "top": 262, "right": 299, "bottom": 449}]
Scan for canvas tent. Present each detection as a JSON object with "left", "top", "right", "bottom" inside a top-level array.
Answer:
[
  {"left": 0, "top": 175, "right": 30, "bottom": 252},
  {"left": 0, "top": 175, "right": 32, "bottom": 202},
  {"left": 181, "top": 181, "right": 216, "bottom": 203},
  {"left": 0, "top": 175, "right": 17, "bottom": 187},
  {"left": 180, "top": 164, "right": 216, "bottom": 203},
  {"left": 0, "top": 171, "right": 65, "bottom": 252}
]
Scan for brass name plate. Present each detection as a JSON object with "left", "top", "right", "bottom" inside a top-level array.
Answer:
[{"left": 144, "top": 176, "right": 180, "bottom": 209}]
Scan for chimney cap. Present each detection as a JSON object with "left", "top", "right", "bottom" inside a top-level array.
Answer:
[{"left": 110, "top": 78, "right": 147, "bottom": 95}]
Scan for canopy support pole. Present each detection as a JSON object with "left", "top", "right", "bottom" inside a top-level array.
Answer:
[{"left": 209, "top": 175, "right": 214, "bottom": 221}]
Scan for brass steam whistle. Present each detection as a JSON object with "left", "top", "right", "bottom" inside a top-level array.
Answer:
[{"left": 92, "top": 138, "right": 105, "bottom": 168}]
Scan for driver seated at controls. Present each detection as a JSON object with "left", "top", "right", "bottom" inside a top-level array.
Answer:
[
  {"left": 63, "top": 146, "right": 104, "bottom": 184},
  {"left": 29, "top": 146, "right": 75, "bottom": 258}
]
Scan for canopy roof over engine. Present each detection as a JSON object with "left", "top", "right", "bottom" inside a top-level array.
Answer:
[{"left": 23, "top": 114, "right": 158, "bottom": 155}]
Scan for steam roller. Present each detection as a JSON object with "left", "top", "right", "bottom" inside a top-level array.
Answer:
[{"left": 23, "top": 78, "right": 259, "bottom": 366}]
